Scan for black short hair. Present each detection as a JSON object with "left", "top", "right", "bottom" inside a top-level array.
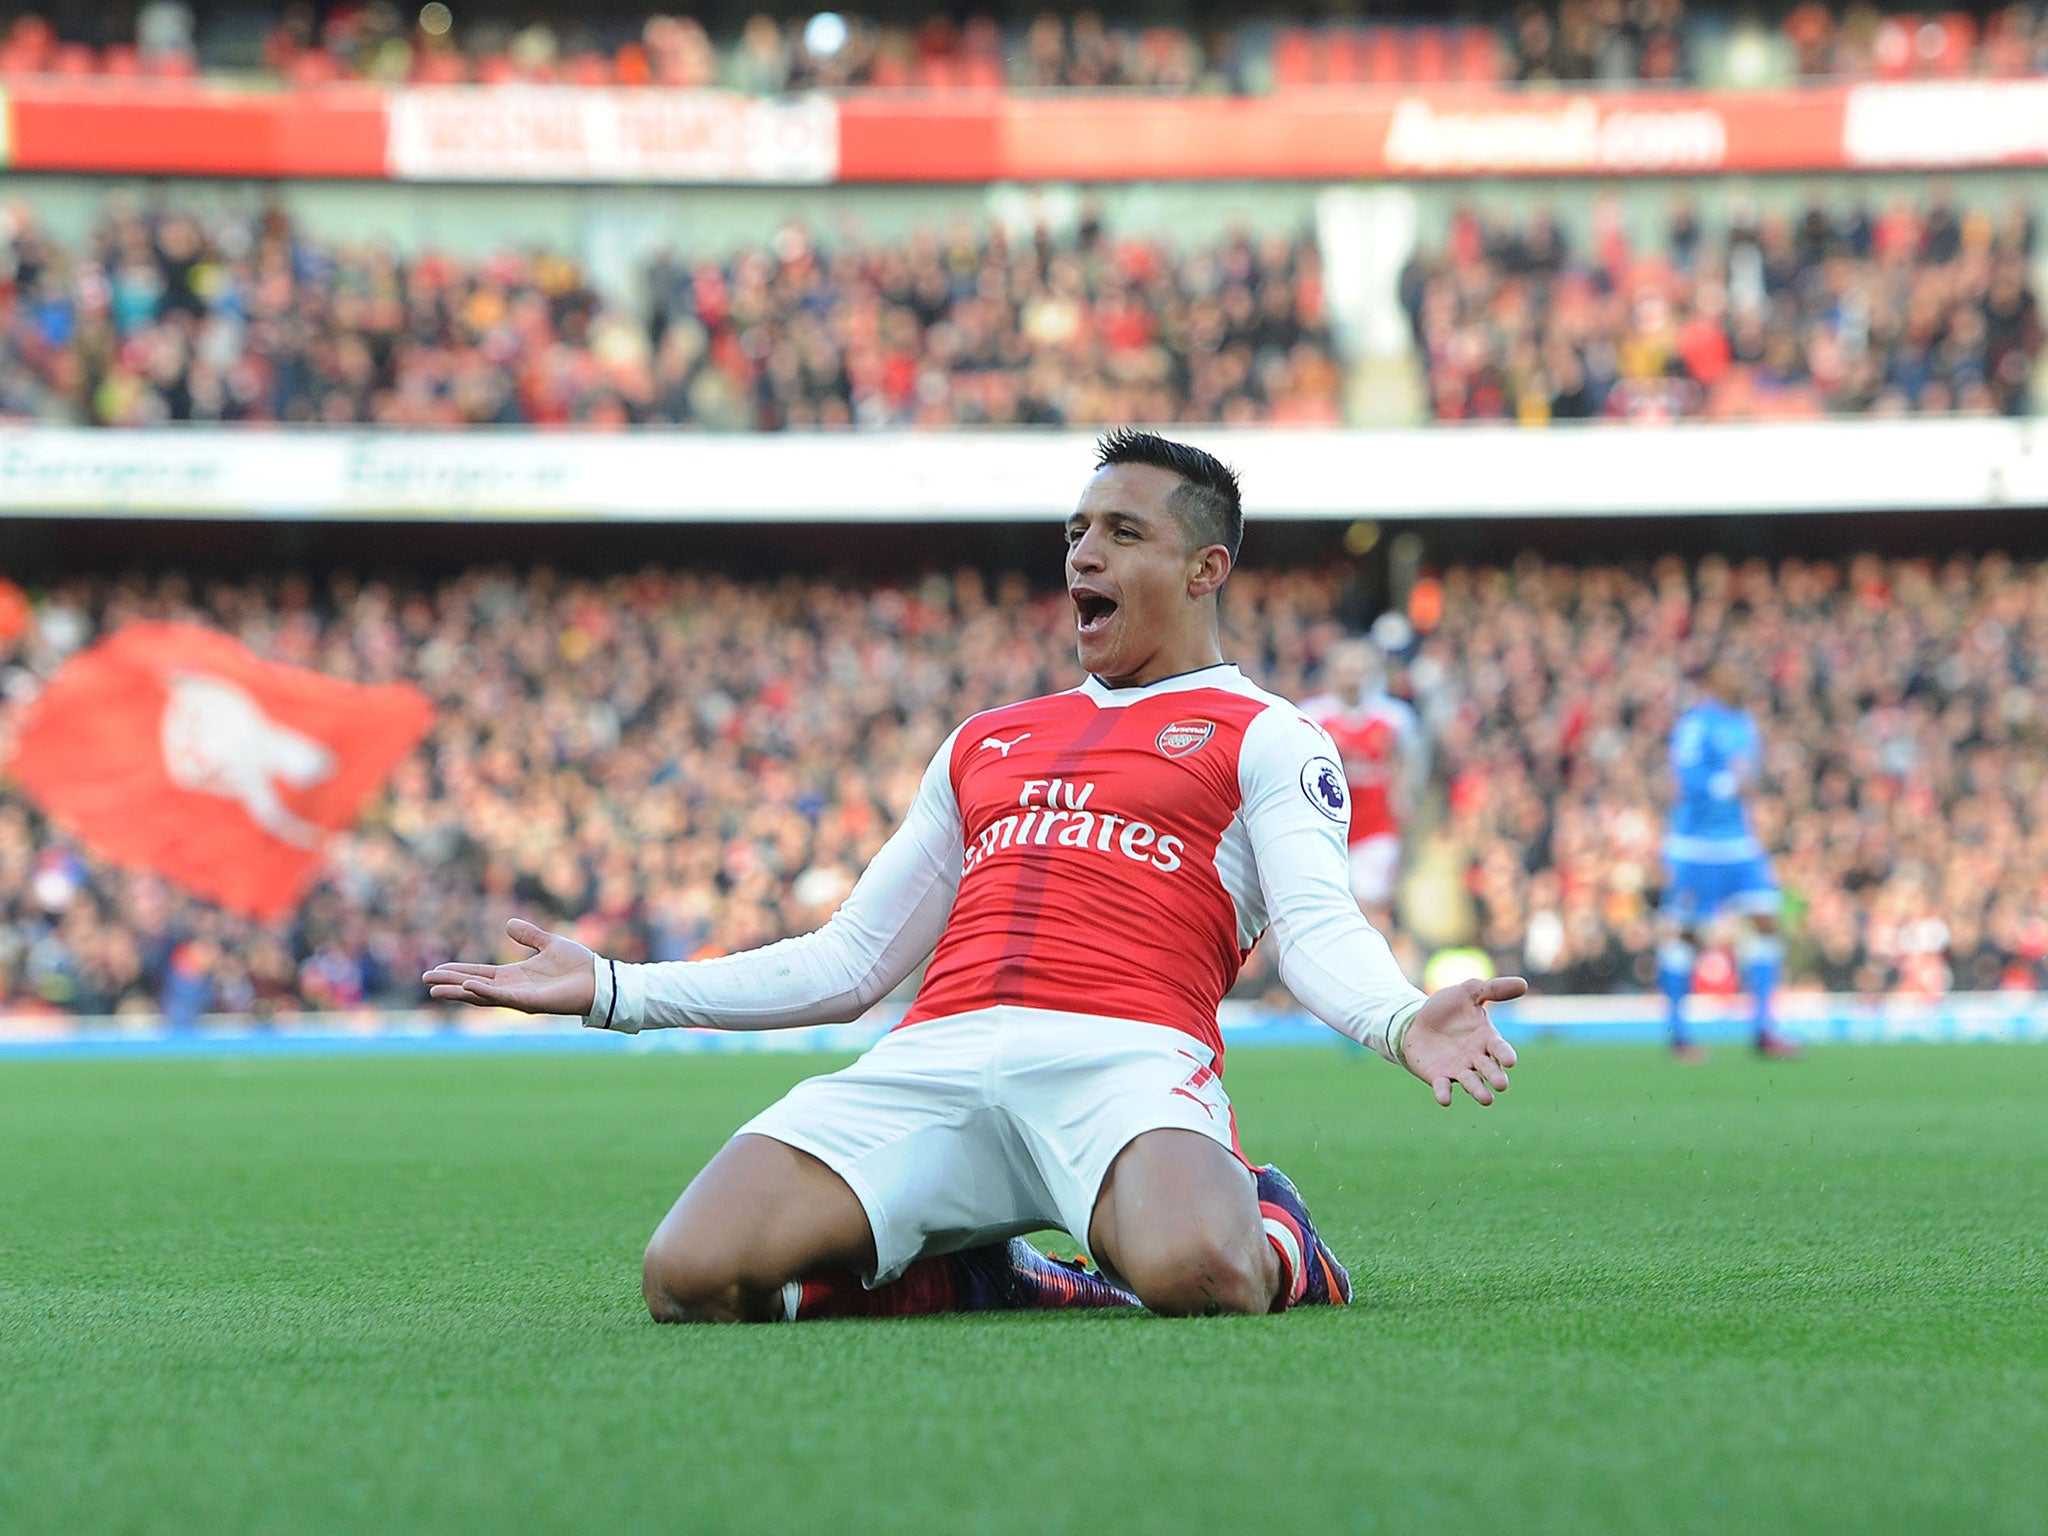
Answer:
[{"left": 1095, "top": 428, "right": 1243, "bottom": 565}]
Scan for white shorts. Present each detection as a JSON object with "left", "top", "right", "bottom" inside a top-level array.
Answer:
[
  {"left": 1347, "top": 833, "right": 1402, "bottom": 906},
  {"left": 735, "top": 1006, "right": 1242, "bottom": 1286}
]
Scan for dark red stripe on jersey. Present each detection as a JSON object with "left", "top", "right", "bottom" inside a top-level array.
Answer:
[{"left": 989, "top": 704, "right": 1126, "bottom": 1006}]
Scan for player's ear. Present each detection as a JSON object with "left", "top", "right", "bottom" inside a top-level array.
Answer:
[{"left": 1187, "top": 545, "right": 1231, "bottom": 601}]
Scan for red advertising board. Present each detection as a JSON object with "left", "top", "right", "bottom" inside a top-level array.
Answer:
[
  {"left": 2, "top": 79, "right": 2042, "bottom": 183},
  {"left": 8, "top": 81, "right": 385, "bottom": 177},
  {"left": 836, "top": 89, "right": 1847, "bottom": 181}
]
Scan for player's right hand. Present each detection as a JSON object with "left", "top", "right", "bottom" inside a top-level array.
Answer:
[{"left": 422, "top": 918, "right": 597, "bottom": 1016}]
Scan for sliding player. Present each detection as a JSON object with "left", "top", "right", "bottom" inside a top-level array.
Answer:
[
  {"left": 426, "top": 430, "right": 1522, "bottom": 1323},
  {"left": 1656, "top": 658, "right": 1798, "bottom": 1061}
]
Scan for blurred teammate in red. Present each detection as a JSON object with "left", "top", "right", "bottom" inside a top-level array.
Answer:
[
  {"left": 1301, "top": 639, "right": 1425, "bottom": 932},
  {"left": 426, "top": 431, "right": 1521, "bottom": 1323}
]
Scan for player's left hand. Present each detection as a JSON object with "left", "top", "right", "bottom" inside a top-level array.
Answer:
[{"left": 1399, "top": 976, "right": 1525, "bottom": 1108}]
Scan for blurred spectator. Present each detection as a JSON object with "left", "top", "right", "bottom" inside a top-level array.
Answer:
[
  {"left": 5, "top": 2, "right": 2042, "bottom": 92},
  {"left": 0, "top": 199, "right": 1338, "bottom": 429},
  {"left": 1404, "top": 190, "right": 2043, "bottom": 423},
  {"left": 1510, "top": 0, "right": 1691, "bottom": 84},
  {"left": 1415, "top": 551, "right": 2048, "bottom": 998},
  {"left": 1784, "top": 4, "right": 2048, "bottom": 80},
  {"left": 4, "top": 549, "right": 2048, "bottom": 1019},
  {"left": 0, "top": 560, "right": 1353, "bottom": 1018}
]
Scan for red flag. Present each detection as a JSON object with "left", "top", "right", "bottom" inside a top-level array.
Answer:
[{"left": 5, "top": 623, "right": 434, "bottom": 920}]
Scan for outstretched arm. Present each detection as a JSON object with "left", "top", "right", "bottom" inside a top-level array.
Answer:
[
  {"left": 1391, "top": 976, "right": 1524, "bottom": 1108},
  {"left": 424, "top": 730, "right": 966, "bottom": 1032},
  {"left": 1240, "top": 707, "right": 1520, "bottom": 1106}
]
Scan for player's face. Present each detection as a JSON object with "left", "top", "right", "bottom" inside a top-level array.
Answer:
[
  {"left": 1327, "top": 647, "right": 1368, "bottom": 698},
  {"left": 1065, "top": 464, "right": 1220, "bottom": 685}
]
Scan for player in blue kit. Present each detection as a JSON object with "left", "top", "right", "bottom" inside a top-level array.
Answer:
[{"left": 1656, "top": 659, "right": 1799, "bottom": 1062}]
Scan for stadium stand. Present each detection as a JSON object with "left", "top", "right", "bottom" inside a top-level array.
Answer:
[
  {"left": 1403, "top": 188, "right": 2043, "bottom": 421},
  {"left": 5, "top": 3, "right": 2046, "bottom": 92},
  {"left": 3, "top": 550, "right": 2045, "bottom": 1019},
  {"left": 7, "top": 189, "right": 2037, "bottom": 431},
  {"left": 1420, "top": 552, "right": 2048, "bottom": 998},
  {"left": 0, "top": 200, "right": 1337, "bottom": 429}
]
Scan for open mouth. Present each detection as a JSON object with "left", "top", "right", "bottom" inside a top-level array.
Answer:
[{"left": 1074, "top": 592, "right": 1119, "bottom": 636}]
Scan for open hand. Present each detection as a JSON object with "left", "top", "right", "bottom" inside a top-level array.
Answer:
[
  {"left": 1400, "top": 976, "right": 1525, "bottom": 1107},
  {"left": 422, "top": 918, "right": 597, "bottom": 1017}
]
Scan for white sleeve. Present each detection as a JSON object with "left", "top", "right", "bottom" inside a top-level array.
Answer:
[
  {"left": 586, "top": 728, "right": 965, "bottom": 1033},
  {"left": 1239, "top": 705, "right": 1429, "bottom": 1064}
]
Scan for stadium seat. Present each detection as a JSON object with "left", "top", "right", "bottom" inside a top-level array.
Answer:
[
  {"left": 1272, "top": 27, "right": 1312, "bottom": 88},
  {"left": 1871, "top": 16, "right": 1917, "bottom": 78},
  {"left": 1315, "top": 28, "right": 1352, "bottom": 85},
  {"left": 412, "top": 50, "right": 467, "bottom": 84},
  {"left": 50, "top": 42, "right": 97, "bottom": 77},
  {"left": 1927, "top": 13, "right": 1975, "bottom": 75},
  {"left": 914, "top": 55, "right": 962, "bottom": 91},
  {"left": 1455, "top": 25, "right": 1504, "bottom": 84},
  {"left": 1411, "top": 27, "right": 1449, "bottom": 84},
  {"left": 286, "top": 49, "right": 341, "bottom": 85},
  {"left": 1362, "top": 27, "right": 1404, "bottom": 85}
]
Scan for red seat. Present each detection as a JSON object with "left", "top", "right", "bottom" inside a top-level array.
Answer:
[
  {"left": 1411, "top": 26, "right": 1449, "bottom": 83},
  {"left": 287, "top": 49, "right": 342, "bottom": 84},
  {"left": 1362, "top": 26, "right": 1404, "bottom": 85},
  {"left": 412, "top": 50, "right": 467, "bottom": 84},
  {"left": 1321, "top": 29, "right": 1358, "bottom": 85},
  {"left": 1928, "top": 13, "right": 1975, "bottom": 75},
  {"left": 1272, "top": 27, "right": 1312, "bottom": 88},
  {"left": 51, "top": 42, "right": 97, "bottom": 77},
  {"left": 1871, "top": 15, "right": 1917, "bottom": 78}
]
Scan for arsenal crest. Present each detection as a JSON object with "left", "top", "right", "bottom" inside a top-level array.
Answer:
[{"left": 1155, "top": 719, "right": 1215, "bottom": 759}]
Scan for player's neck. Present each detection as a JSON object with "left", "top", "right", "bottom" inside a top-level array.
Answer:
[{"left": 1097, "top": 640, "right": 1227, "bottom": 691}]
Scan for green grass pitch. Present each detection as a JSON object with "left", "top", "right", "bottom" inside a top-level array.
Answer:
[{"left": 3, "top": 1042, "right": 2044, "bottom": 1536}]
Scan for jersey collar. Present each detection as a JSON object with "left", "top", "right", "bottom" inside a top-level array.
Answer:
[{"left": 1080, "top": 663, "right": 1241, "bottom": 707}]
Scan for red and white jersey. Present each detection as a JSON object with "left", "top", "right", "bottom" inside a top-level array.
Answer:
[
  {"left": 590, "top": 665, "right": 1427, "bottom": 1067},
  {"left": 1299, "top": 690, "right": 1421, "bottom": 844}
]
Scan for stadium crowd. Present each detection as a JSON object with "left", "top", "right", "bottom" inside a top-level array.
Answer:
[
  {"left": 1405, "top": 187, "right": 2044, "bottom": 422},
  {"left": 6, "top": 188, "right": 2038, "bottom": 433},
  {"left": 8, "top": 2, "right": 2048, "bottom": 90},
  {"left": 1421, "top": 552, "right": 2048, "bottom": 997},
  {"left": 2, "top": 548, "right": 2045, "bottom": 1021},
  {"left": 0, "top": 200, "right": 1339, "bottom": 429}
]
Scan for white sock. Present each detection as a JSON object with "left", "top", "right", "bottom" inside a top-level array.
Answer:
[{"left": 1262, "top": 1215, "right": 1306, "bottom": 1305}]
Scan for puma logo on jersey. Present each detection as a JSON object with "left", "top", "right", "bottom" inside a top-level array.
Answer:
[{"left": 980, "top": 732, "right": 1032, "bottom": 757}]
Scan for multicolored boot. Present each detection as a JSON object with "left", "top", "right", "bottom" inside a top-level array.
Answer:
[
  {"left": 1254, "top": 1164, "right": 1353, "bottom": 1309},
  {"left": 792, "top": 1238, "right": 1139, "bottom": 1319}
]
